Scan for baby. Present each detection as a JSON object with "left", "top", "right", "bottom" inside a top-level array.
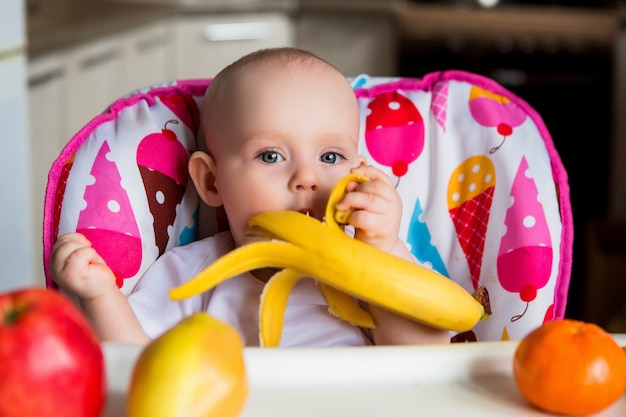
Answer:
[{"left": 50, "top": 47, "right": 449, "bottom": 346}]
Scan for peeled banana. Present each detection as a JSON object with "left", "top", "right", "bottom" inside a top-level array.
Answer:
[{"left": 170, "top": 173, "right": 488, "bottom": 347}]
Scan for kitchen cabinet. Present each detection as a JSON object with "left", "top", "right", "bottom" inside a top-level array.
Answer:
[
  {"left": 297, "top": 12, "right": 397, "bottom": 76},
  {"left": 120, "top": 20, "right": 174, "bottom": 93},
  {"left": 28, "top": 53, "right": 67, "bottom": 154},
  {"left": 172, "top": 12, "right": 296, "bottom": 79},
  {"left": 27, "top": 52, "right": 67, "bottom": 287},
  {"left": 27, "top": 21, "right": 174, "bottom": 203},
  {"left": 64, "top": 33, "right": 127, "bottom": 136},
  {"left": 63, "top": 21, "right": 174, "bottom": 137}
]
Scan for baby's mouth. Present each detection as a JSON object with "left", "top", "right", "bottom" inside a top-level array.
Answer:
[{"left": 298, "top": 208, "right": 315, "bottom": 218}]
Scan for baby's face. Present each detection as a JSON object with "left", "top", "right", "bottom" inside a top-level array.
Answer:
[{"left": 208, "top": 62, "right": 361, "bottom": 245}]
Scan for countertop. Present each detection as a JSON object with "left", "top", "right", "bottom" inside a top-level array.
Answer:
[
  {"left": 102, "top": 335, "right": 626, "bottom": 417},
  {"left": 27, "top": 0, "right": 620, "bottom": 59}
]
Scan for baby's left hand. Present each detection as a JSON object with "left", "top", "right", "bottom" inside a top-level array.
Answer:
[{"left": 335, "top": 164, "right": 403, "bottom": 253}]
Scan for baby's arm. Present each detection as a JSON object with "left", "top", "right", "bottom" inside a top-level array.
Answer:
[
  {"left": 49, "top": 233, "right": 150, "bottom": 344},
  {"left": 336, "top": 164, "right": 450, "bottom": 345}
]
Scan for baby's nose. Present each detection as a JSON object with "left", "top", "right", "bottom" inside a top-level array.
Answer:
[{"left": 290, "top": 167, "right": 319, "bottom": 191}]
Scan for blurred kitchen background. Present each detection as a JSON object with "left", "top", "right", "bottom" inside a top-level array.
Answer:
[{"left": 2, "top": 0, "right": 626, "bottom": 329}]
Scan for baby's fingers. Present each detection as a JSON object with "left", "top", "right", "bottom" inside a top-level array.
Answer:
[
  {"left": 54, "top": 246, "right": 117, "bottom": 300},
  {"left": 51, "top": 233, "right": 103, "bottom": 262},
  {"left": 350, "top": 164, "right": 395, "bottom": 188},
  {"left": 336, "top": 173, "right": 398, "bottom": 215},
  {"left": 50, "top": 235, "right": 105, "bottom": 279},
  {"left": 51, "top": 233, "right": 89, "bottom": 261},
  {"left": 51, "top": 246, "right": 93, "bottom": 280},
  {"left": 338, "top": 181, "right": 389, "bottom": 215},
  {"left": 55, "top": 232, "right": 92, "bottom": 247},
  {"left": 65, "top": 246, "right": 106, "bottom": 270}
]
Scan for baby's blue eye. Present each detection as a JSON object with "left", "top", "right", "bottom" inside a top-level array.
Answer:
[
  {"left": 258, "top": 151, "right": 284, "bottom": 164},
  {"left": 320, "top": 152, "right": 344, "bottom": 165}
]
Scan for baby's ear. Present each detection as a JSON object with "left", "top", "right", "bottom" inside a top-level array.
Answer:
[{"left": 189, "top": 151, "right": 222, "bottom": 207}]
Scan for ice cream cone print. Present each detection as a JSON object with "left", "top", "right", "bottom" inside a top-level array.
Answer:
[
  {"left": 544, "top": 304, "right": 555, "bottom": 323},
  {"left": 451, "top": 330, "right": 477, "bottom": 343},
  {"left": 431, "top": 81, "right": 449, "bottom": 132},
  {"left": 407, "top": 198, "right": 449, "bottom": 277},
  {"left": 137, "top": 120, "right": 189, "bottom": 255},
  {"left": 76, "top": 141, "right": 142, "bottom": 288},
  {"left": 467, "top": 86, "right": 527, "bottom": 153},
  {"left": 447, "top": 155, "right": 496, "bottom": 290},
  {"left": 159, "top": 93, "right": 201, "bottom": 134},
  {"left": 497, "top": 156, "right": 552, "bottom": 321},
  {"left": 501, "top": 326, "right": 510, "bottom": 341},
  {"left": 365, "top": 91, "right": 424, "bottom": 181}
]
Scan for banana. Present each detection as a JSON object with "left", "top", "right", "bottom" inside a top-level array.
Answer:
[{"left": 170, "top": 173, "right": 488, "bottom": 347}]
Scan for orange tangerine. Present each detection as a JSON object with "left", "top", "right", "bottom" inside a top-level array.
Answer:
[{"left": 513, "top": 319, "right": 626, "bottom": 416}]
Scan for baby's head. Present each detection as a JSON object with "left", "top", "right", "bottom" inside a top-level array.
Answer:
[
  {"left": 190, "top": 47, "right": 362, "bottom": 245},
  {"left": 201, "top": 47, "right": 359, "bottom": 156}
]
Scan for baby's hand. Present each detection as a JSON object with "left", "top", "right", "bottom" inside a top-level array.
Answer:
[
  {"left": 335, "top": 164, "right": 403, "bottom": 253},
  {"left": 49, "top": 233, "right": 118, "bottom": 301}
]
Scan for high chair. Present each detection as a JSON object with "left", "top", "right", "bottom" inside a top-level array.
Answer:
[{"left": 43, "top": 71, "right": 573, "bottom": 343}]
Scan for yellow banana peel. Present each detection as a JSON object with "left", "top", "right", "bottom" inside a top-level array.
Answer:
[{"left": 170, "top": 174, "right": 488, "bottom": 347}]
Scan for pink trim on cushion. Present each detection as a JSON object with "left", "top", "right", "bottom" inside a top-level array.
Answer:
[
  {"left": 42, "top": 79, "right": 212, "bottom": 288},
  {"left": 355, "top": 70, "right": 573, "bottom": 319}
]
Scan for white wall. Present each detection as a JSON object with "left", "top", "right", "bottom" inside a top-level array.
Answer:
[{"left": 0, "top": 0, "right": 39, "bottom": 291}]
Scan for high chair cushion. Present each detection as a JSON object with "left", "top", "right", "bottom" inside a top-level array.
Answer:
[{"left": 43, "top": 71, "right": 573, "bottom": 342}]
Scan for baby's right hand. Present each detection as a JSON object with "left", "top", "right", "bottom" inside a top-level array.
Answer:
[{"left": 49, "top": 233, "right": 118, "bottom": 302}]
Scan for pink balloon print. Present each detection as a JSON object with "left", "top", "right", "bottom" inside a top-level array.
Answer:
[
  {"left": 497, "top": 156, "right": 552, "bottom": 321},
  {"left": 468, "top": 86, "right": 527, "bottom": 153},
  {"left": 76, "top": 141, "right": 142, "bottom": 287},
  {"left": 365, "top": 91, "right": 424, "bottom": 183}
]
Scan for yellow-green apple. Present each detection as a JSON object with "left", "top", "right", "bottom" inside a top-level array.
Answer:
[
  {"left": 0, "top": 288, "right": 106, "bottom": 417},
  {"left": 127, "top": 313, "right": 248, "bottom": 417}
]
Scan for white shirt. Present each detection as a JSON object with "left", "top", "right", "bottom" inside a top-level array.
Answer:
[{"left": 128, "top": 231, "right": 372, "bottom": 347}]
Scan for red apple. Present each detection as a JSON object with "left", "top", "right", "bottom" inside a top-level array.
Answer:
[{"left": 0, "top": 288, "right": 106, "bottom": 417}]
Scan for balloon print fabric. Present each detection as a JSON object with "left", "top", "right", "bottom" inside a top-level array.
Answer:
[
  {"left": 354, "top": 71, "right": 572, "bottom": 342},
  {"left": 44, "top": 81, "right": 206, "bottom": 295},
  {"left": 43, "top": 73, "right": 572, "bottom": 342}
]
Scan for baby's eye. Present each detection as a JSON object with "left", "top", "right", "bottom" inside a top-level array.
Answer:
[
  {"left": 257, "top": 150, "right": 285, "bottom": 164},
  {"left": 320, "top": 152, "right": 345, "bottom": 165}
]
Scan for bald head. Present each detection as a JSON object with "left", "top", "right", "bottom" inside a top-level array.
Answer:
[{"left": 201, "top": 48, "right": 358, "bottom": 155}]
